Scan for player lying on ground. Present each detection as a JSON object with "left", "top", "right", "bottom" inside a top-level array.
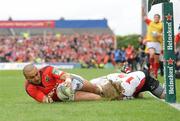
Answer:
[
  {"left": 23, "top": 64, "right": 119, "bottom": 103},
  {"left": 90, "top": 69, "right": 165, "bottom": 100}
]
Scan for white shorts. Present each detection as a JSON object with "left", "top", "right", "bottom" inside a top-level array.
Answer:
[{"left": 146, "top": 42, "right": 161, "bottom": 54}]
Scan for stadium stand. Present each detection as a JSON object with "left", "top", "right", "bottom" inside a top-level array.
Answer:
[
  {"left": 0, "top": 19, "right": 115, "bottom": 68},
  {"left": 0, "top": 19, "right": 113, "bottom": 35}
]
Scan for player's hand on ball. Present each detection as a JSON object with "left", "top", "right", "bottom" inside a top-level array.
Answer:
[
  {"left": 64, "top": 77, "right": 72, "bottom": 87},
  {"left": 47, "top": 96, "right": 53, "bottom": 103},
  {"left": 43, "top": 95, "right": 54, "bottom": 103}
]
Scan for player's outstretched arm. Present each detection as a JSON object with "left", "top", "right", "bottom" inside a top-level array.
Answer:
[{"left": 142, "top": 6, "right": 148, "bottom": 21}]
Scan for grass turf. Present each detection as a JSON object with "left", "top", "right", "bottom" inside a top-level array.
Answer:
[{"left": 0, "top": 69, "right": 179, "bottom": 121}]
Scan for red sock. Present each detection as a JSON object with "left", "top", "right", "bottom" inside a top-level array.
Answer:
[
  {"left": 149, "top": 58, "right": 154, "bottom": 72},
  {"left": 153, "top": 62, "right": 159, "bottom": 78}
]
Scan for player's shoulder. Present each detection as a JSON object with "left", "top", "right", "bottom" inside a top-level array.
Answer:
[
  {"left": 40, "top": 66, "right": 54, "bottom": 75},
  {"left": 159, "top": 21, "right": 163, "bottom": 26},
  {"left": 40, "top": 66, "right": 53, "bottom": 71}
]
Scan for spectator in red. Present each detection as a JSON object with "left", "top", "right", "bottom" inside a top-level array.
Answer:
[
  {"left": 175, "top": 25, "right": 180, "bottom": 50},
  {"left": 125, "top": 44, "right": 134, "bottom": 70},
  {"left": 0, "top": 34, "right": 115, "bottom": 66}
]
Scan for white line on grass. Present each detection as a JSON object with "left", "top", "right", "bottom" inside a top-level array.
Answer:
[
  {"left": 148, "top": 92, "right": 180, "bottom": 111},
  {"left": 169, "top": 103, "right": 180, "bottom": 111}
]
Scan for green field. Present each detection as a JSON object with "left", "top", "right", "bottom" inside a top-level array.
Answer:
[{"left": 0, "top": 69, "right": 179, "bottom": 121}]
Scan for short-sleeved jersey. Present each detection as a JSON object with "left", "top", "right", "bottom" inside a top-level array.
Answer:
[
  {"left": 25, "top": 66, "right": 65, "bottom": 102},
  {"left": 90, "top": 71, "right": 146, "bottom": 97},
  {"left": 145, "top": 18, "right": 163, "bottom": 43}
]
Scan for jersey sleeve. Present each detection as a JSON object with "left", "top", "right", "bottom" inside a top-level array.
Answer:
[
  {"left": 25, "top": 84, "right": 46, "bottom": 102},
  {"left": 145, "top": 18, "right": 151, "bottom": 25}
]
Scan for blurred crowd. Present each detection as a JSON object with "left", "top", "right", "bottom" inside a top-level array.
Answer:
[
  {"left": 0, "top": 34, "right": 114, "bottom": 66},
  {"left": 0, "top": 33, "right": 146, "bottom": 69},
  {"left": 0, "top": 32, "right": 179, "bottom": 74}
]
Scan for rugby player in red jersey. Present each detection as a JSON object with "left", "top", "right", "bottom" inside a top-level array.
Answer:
[{"left": 24, "top": 64, "right": 119, "bottom": 103}]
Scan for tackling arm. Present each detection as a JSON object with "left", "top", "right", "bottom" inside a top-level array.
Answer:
[{"left": 142, "top": 6, "right": 148, "bottom": 21}]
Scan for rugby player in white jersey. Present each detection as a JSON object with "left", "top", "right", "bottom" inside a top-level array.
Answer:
[{"left": 90, "top": 69, "right": 165, "bottom": 100}]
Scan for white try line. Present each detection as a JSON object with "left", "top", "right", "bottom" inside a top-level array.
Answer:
[
  {"left": 149, "top": 92, "right": 180, "bottom": 111},
  {"left": 169, "top": 103, "right": 180, "bottom": 111}
]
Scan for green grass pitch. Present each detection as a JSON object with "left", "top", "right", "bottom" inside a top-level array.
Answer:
[{"left": 0, "top": 69, "right": 180, "bottom": 121}]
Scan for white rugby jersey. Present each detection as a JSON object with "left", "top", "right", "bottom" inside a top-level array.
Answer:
[{"left": 90, "top": 71, "right": 146, "bottom": 97}]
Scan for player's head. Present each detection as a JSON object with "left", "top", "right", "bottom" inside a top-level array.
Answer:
[
  {"left": 153, "top": 14, "right": 161, "bottom": 23},
  {"left": 23, "top": 64, "right": 41, "bottom": 85}
]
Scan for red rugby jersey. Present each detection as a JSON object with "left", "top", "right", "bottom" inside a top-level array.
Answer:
[{"left": 25, "top": 66, "right": 65, "bottom": 102}]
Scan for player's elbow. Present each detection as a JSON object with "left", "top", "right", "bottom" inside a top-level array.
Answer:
[{"left": 61, "top": 73, "right": 71, "bottom": 80}]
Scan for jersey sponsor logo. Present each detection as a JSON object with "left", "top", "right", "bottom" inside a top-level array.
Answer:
[
  {"left": 52, "top": 68, "right": 62, "bottom": 75},
  {"left": 45, "top": 76, "right": 50, "bottom": 82},
  {"left": 166, "top": 14, "right": 172, "bottom": 21},
  {"left": 167, "top": 58, "right": 174, "bottom": 65}
]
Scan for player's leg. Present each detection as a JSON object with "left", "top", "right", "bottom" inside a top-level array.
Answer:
[
  {"left": 70, "top": 74, "right": 102, "bottom": 95},
  {"left": 146, "top": 42, "right": 156, "bottom": 77},
  {"left": 74, "top": 91, "right": 102, "bottom": 101},
  {"left": 153, "top": 42, "right": 161, "bottom": 78},
  {"left": 80, "top": 80, "right": 102, "bottom": 95},
  {"left": 148, "top": 48, "right": 155, "bottom": 72},
  {"left": 142, "top": 70, "right": 165, "bottom": 99},
  {"left": 70, "top": 74, "right": 120, "bottom": 100},
  {"left": 90, "top": 76, "right": 108, "bottom": 85},
  {"left": 153, "top": 54, "right": 160, "bottom": 78},
  {"left": 79, "top": 79, "right": 121, "bottom": 100}
]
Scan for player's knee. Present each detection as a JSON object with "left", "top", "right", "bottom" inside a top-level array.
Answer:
[{"left": 152, "top": 85, "right": 165, "bottom": 99}]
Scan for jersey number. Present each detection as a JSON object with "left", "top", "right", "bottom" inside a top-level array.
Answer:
[{"left": 126, "top": 77, "right": 134, "bottom": 84}]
